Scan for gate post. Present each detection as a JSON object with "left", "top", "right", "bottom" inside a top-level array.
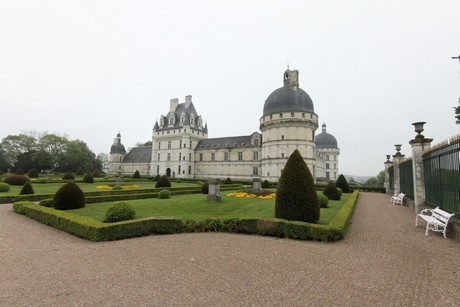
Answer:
[
  {"left": 384, "top": 155, "right": 392, "bottom": 193},
  {"left": 409, "top": 122, "right": 433, "bottom": 213},
  {"left": 392, "top": 145, "right": 405, "bottom": 194}
]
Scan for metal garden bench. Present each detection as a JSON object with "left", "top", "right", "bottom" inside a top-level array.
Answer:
[{"left": 415, "top": 207, "right": 455, "bottom": 238}]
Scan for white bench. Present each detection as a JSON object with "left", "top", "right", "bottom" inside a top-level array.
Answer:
[
  {"left": 415, "top": 207, "right": 455, "bottom": 238},
  {"left": 391, "top": 193, "right": 405, "bottom": 205}
]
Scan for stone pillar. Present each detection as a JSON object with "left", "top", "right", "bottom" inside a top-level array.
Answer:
[
  {"left": 253, "top": 177, "right": 261, "bottom": 192},
  {"left": 392, "top": 145, "right": 404, "bottom": 195},
  {"left": 207, "top": 179, "right": 221, "bottom": 202},
  {"left": 409, "top": 122, "right": 433, "bottom": 213},
  {"left": 384, "top": 155, "right": 392, "bottom": 193}
]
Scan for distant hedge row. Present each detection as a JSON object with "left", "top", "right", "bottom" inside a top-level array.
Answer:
[{"left": 13, "top": 190, "right": 359, "bottom": 242}]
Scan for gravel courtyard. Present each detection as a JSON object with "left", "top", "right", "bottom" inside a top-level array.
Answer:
[{"left": 1, "top": 192, "right": 458, "bottom": 306}]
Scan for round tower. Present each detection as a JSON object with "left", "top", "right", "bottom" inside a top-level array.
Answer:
[
  {"left": 259, "top": 69, "right": 319, "bottom": 181},
  {"left": 109, "top": 133, "right": 126, "bottom": 174},
  {"left": 315, "top": 123, "right": 340, "bottom": 181}
]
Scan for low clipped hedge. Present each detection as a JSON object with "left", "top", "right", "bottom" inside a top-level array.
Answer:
[{"left": 13, "top": 190, "right": 360, "bottom": 242}]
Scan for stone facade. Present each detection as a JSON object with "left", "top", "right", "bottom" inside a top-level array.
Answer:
[{"left": 109, "top": 69, "right": 340, "bottom": 181}]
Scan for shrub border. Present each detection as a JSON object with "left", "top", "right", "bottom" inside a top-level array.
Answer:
[{"left": 13, "top": 190, "right": 359, "bottom": 242}]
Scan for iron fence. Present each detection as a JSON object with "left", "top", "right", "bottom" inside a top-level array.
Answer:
[
  {"left": 389, "top": 166, "right": 394, "bottom": 192},
  {"left": 399, "top": 160, "right": 414, "bottom": 199},
  {"left": 423, "top": 137, "right": 460, "bottom": 215}
]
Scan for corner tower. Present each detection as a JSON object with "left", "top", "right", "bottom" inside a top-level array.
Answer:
[
  {"left": 259, "top": 69, "right": 319, "bottom": 181},
  {"left": 109, "top": 133, "right": 126, "bottom": 175}
]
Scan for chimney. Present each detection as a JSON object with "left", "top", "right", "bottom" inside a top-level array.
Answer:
[
  {"left": 170, "top": 98, "right": 179, "bottom": 112},
  {"left": 185, "top": 95, "right": 192, "bottom": 109}
]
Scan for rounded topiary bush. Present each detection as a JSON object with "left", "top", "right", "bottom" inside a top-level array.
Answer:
[
  {"left": 28, "top": 168, "right": 39, "bottom": 178},
  {"left": 62, "top": 172, "right": 75, "bottom": 180},
  {"left": 104, "top": 202, "right": 136, "bottom": 223},
  {"left": 53, "top": 182, "right": 86, "bottom": 210},
  {"left": 83, "top": 173, "right": 94, "bottom": 183},
  {"left": 336, "top": 174, "right": 350, "bottom": 193},
  {"left": 224, "top": 177, "right": 232, "bottom": 184},
  {"left": 317, "top": 193, "right": 329, "bottom": 208},
  {"left": 158, "top": 189, "right": 170, "bottom": 199},
  {"left": 0, "top": 182, "right": 11, "bottom": 192},
  {"left": 154, "top": 174, "right": 161, "bottom": 181},
  {"left": 92, "top": 169, "right": 101, "bottom": 178},
  {"left": 201, "top": 181, "right": 209, "bottom": 194},
  {"left": 275, "top": 149, "right": 319, "bottom": 223},
  {"left": 132, "top": 170, "right": 141, "bottom": 179},
  {"left": 261, "top": 179, "right": 271, "bottom": 189},
  {"left": 19, "top": 181, "right": 35, "bottom": 195},
  {"left": 337, "top": 187, "right": 343, "bottom": 197},
  {"left": 4, "top": 174, "right": 30, "bottom": 186},
  {"left": 155, "top": 175, "right": 171, "bottom": 188},
  {"left": 39, "top": 198, "right": 53, "bottom": 207},
  {"left": 323, "top": 181, "right": 341, "bottom": 200},
  {"left": 15, "top": 169, "right": 25, "bottom": 175}
]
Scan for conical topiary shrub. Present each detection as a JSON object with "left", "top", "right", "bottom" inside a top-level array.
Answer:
[
  {"left": 132, "top": 170, "right": 141, "bottom": 179},
  {"left": 20, "top": 181, "right": 35, "bottom": 195},
  {"left": 261, "top": 179, "right": 271, "bottom": 189},
  {"left": 224, "top": 177, "right": 232, "bottom": 184},
  {"left": 53, "top": 182, "right": 86, "bottom": 210},
  {"left": 83, "top": 173, "right": 94, "bottom": 183},
  {"left": 323, "top": 181, "right": 341, "bottom": 200},
  {"left": 154, "top": 174, "right": 161, "bottom": 181},
  {"left": 28, "top": 168, "right": 39, "bottom": 178},
  {"left": 155, "top": 175, "right": 171, "bottom": 188},
  {"left": 275, "top": 149, "right": 319, "bottom": 223},
  {"left": 335, "top": 174, "right": 350, "bottom": 193}
]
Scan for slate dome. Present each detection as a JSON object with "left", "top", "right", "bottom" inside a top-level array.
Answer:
[
  {"left": 110, "top": 133, "right": 126, "bottom": 154},
  {"left": 315, "top": 123, "right": 338, "bottom": 149},
  {"left": 263, "top": 69, "right": 314, "bottom": 116}
]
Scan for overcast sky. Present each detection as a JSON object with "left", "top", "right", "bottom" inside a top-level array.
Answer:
[{"left": 1, "top": 1, "right": 459, "bottom": 177}]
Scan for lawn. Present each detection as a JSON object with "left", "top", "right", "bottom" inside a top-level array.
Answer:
[{"left": 69, "top": 192, "right": 350, "bottom": 225}]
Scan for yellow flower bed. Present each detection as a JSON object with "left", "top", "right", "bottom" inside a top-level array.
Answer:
[
  {"left": 226, "top": 192, "right": 276, "bottom": 200},
  {"left": 96, "top": 185, "right": 139, "bottom": 189}
]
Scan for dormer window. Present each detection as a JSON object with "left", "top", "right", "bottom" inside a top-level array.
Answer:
[
  {"left": 169, "top": 117, "right": 174, "bottom": 125},
  {"left": 190, "top": 117, "right": 194, "bottom": 125}
]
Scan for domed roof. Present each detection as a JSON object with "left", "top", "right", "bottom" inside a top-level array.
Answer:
[
  {"left": 263, "top": 69, "right": 314, "bottom": 116},
  {"left": 110, "top": 133, "right": 126, "bottom": 155},
  {"left": 315, "top": 123, "right": 338, "bottom": 149}
]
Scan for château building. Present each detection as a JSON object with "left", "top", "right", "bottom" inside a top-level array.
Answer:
[{"left": 109, "top": 69, "right": 340, "bottom": 181}]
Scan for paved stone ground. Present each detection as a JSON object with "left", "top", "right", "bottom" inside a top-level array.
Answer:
[{"left": 0, "top": 192, "right": 458, "bottom": 306}]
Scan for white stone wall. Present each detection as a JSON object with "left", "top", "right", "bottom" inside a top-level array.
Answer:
[{"left": 315, "top": 147, "right": 340, "bottom": 180}]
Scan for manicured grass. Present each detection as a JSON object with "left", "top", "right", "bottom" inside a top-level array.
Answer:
[
  {"left": 0, "top": 180, "right": 199, "bottom": 196},
  {"left": 69, "top": 193, "right": 350, "bottom": 225}
]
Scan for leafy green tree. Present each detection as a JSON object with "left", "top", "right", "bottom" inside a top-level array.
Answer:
[
  {"left": 275, "top": 149, "right": 319, "bottom": 223},
  {"left": 455, "top": 103, "right": 460, "bottom": 125},
  {"left": 376, "top": 170, "right": 385, "bottom": 186},
  {"left": 38, "top": 134, "right": 68, "bottom": 170},
  {"left": 58, "top": 140, "right": 94, "bottom": 172},
  {"left": 0, "top": 145, "right": 12, "bottom": 172},
  {"left": 1, "top": 134, "right": 37, "bottom": 165}
]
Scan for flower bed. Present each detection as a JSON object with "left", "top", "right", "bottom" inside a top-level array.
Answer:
[
  {"left": 227, "top": 191, "right": 276, "bottom": 200},
  {"left": 96, "top": 185, "right": 139, "bottom": 189}
]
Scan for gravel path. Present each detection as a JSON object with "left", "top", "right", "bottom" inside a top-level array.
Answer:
[{"left": 1, "top": 192, "right": 458, "bottom": 306}]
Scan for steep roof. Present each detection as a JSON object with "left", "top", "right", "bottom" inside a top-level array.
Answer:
[
  {"left": 122, "top": 146, "right": 152, "bottom": 163},
  {"left": 197, "top": 135, "right": 255, "bottom": 149}
]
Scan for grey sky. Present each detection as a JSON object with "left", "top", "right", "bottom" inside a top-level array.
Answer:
[{"left": 1, "top": 1, "right": 459, "bottom": 176}]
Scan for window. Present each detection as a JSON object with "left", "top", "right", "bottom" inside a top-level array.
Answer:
[
  {"left": 279, "top": 113, "right": 283, "bottom": 118},
  {"left": 253, "top": 167, "right": 259, "bottom": 176},
  {"left": 281, "top": 153, "right": 285, "bottom": 158},
  {"left": 281, "top": 135, "right": 284, "bottom": 140},
  {"left": 191, "top": 118, "right": 194, "bottom": 125},
  {"left": 169, "top": 118, "right": 174, "bottom": 125},
  {"left": 253, "top": 151, "right": 258, "bottom": 160},
  {"left": 179, "top": 140, "right": 182, "bottom": 148},
  {"left": 179, "top": 153, "right": 182, "bottom": 161},
  {"left": 190, "top": 141, "right": 192, "bottom": 148},
  {"left": 253, "top": 138, "right": 259, "bottom": 146},
  {"left": 326, "top": 164, "right": 330, "bottom": 169},
  {"left": 211, "top": 153, "right": 215, "bottom": 161},
  {"left": 224, "top": 152, "right": 229, "bottom": 161},
  {"left": 270, "top": 115, "right": 272, "bottom": 119},
  {"left": 238, "top": 152, "right": 243, "bottom": 161},
  {"left": 188, "top": 165, "right": 192, "bottom": 174},
  {"left": 167, "top": 153, "right": 171, "bottom": 161},
  {"left": 158, "top": 142, "right": 161, "bottom": 149},
  {"left": 157, "top": 165, "right": 159, "bottom": 174},
  {"left": 189, "top": 153, "right": 192, "bottom": 161},
  {"left": 326, "top": 172, "right": 330, "bottom": 179},
  {"left": 168, "top": 141, "right": 171, "bottom": 149},
  {"left": 302, "top": 113, "right": 305, "bottom": 118},
  {"left": 334, "top": 164, "right": 337, "bottom": 169},
  {"left": 178, "top": 165, "right": 181, "bottom": 174},
  {"left": 291, "top": 112, "right": 294, "bottom": 117},
  {"left": 326, "top": 155, "right": 329, "bottom": 161},
  {"left": 199, "top": 153, "right": 203, "bottom": 161},
  {"left": 157, "top": 154, "right": 160, "bottom": 161}
]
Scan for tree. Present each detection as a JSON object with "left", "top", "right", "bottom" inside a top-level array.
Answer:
[
  {"left": 58, "top": 140, "right": 94, "bottom": 172},
  {"left": 275, "top": 149, "right": 319, "bottom": 223},
  {"left": 455, "top": 103, "right": 460, "bottom": 125},
  {"left": 0, "top": 145, "right": 12, "bottom": 172},
  {"left": 1, "top": 134, "right": 37, "bottom": 166},
  {"left": 365, "top": 177, "right": 378, "bottom": 186},
  {"left": 38, "top": 133, "right": 68, "bottom": 170},
  {"left": 376, "top": 171, "right": 385, "bottom": 187}
]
